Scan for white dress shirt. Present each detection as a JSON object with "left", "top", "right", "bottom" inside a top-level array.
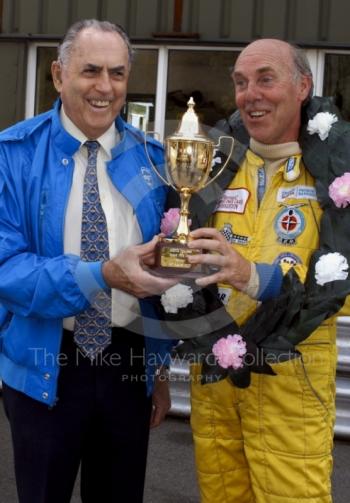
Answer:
[{"left": 61, "top": 107, "right": 141, "bottom": 329}]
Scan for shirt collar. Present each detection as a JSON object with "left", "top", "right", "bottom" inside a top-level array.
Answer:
[{"left": 60, "top": 106, "right": 119, "bottom": 158}]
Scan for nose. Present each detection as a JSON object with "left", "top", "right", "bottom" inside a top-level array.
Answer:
[
  {"left": 95, "top": 70, "right": 113, "bottom": 94},
  {"left": 244, "top": 81, "right": 262, "bottom": 102}
]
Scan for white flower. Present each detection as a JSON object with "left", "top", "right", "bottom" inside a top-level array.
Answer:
[
  {"left": 315, "top": 252, "right": 349, "bottom": 286},
  {"left": 307, "top": 112, "right": 338, "bottom": 141},
  {"left": 161, "top": 284, "right": 194, "bottom": 313}
]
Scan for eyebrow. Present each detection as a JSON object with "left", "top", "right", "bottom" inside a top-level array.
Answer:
[
  {"left": 233, "top": 65, "right": 275, "bottom": 78},
  {"left": 83, "top": 63, "right": 126, "bottom": 72}
]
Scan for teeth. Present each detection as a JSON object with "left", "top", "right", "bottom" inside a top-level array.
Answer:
[
  {"left": 250, "top": 111, "right": 265, "bottom": 117},
  {"left": 90, "top": 100, "right": 110, "bottom": 107}
]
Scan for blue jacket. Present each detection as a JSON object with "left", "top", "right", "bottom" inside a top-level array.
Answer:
[{"left": 0, "top": 100, "right": 172, "bottom": 406}]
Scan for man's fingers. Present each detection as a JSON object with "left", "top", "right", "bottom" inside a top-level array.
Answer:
[
  {"left": 123, "top": 272, "right": 178, "bottom": 297},
  {"left": 187, "top": 252, "right": 224, "bottom": 267},
  {"left": 190, "top": 228, "right": 224, "bottom": 240},
  {"left": 150, "top": 405, "right": 163, "bottom": 428},
  {"left": 106, "top": 238, "right": 179, "bottom": 297},
  {"left": 134, "top": 235, "right": 160, "bottom": 256},
  {"left": 188, "top": 238, "right": 222, "bottom": 252},
  {"left": 195, "top": 271, "right": 222, "bottom": 287},
  {"left": 142, "top": 273, "right": 179, "bottom": 295}
]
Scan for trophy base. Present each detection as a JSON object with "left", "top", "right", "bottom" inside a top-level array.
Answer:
[{"left": 151, "top": 238, "right": 207, "bottom": 278}]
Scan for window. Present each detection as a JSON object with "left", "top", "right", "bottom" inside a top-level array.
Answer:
[
  {"left": 323, "top": 53, "right": 350, "bottom": 120},
  {"left": 35, "top": 46, "right": 57, "bottom": 114},
  {"left": 122, "top": 49, "right": 158, "bottom": 131},
  {"left": 165, "top": 49, "right": 238, "bottom": 136}
]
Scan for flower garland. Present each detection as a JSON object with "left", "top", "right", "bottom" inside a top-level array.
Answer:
[
  {"left": 161, "top": 284, "right": 194, "bottom": 314},
  {"left": 212, "top": 334, "right": 247, "bottom": 369},
  {"left": 160, "top": 208, "right": 181, "bottom": 236},
  {"left": 315, "top": 252, "right": 349, "bottom": 286},
  {"left": 159, "top": 96, "right": 350, "bottom": 388},
  {"left": 306, "top": 111, "right": 338, "bottom": 140},
  {"left": 329, "top": 172, "right": 350, "bottom": 208}
]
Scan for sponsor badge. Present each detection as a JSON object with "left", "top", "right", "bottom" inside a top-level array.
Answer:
[
  {"left": 274, "top": 206, "right": 305, "bottom": 245},
  {"left": 215, "top": 188, "right": 250, "bottom": 214}
]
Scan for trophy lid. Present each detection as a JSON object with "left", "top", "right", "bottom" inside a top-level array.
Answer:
[{"left": 170, "top": 97, "right": 212, "bottom": 142}]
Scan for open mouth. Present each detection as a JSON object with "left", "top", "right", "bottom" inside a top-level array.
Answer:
[
  {"left": 248, "top": 111, "right": 267, "bottom": 118},
  {"left": 88, "top": 99, "right": 112, "bottom": 109}
]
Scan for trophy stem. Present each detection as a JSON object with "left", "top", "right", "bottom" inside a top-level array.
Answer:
[{"left": 175, "top": 188, "right": 192, "bottom": 243}]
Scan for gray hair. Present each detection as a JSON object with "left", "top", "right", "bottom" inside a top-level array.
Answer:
[
  {"left": 290, "top": 44, "right": 314, "bottom": 103},
  {"left": 57, "top": 19, "right": 134, "bottom": 67}
]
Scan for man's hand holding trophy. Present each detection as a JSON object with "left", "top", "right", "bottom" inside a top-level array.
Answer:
[{"left": 145, "top": 97, "right": 234, "bottom": 278}]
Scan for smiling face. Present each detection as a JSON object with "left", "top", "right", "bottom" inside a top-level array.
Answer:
[
  {"left": 51, "top": 27, "right": 130, "bottom": 139},
  {"left": 232, "top": 40, "right": 312, "bottom": 145}
]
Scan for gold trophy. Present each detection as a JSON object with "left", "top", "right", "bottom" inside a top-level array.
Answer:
[{"left": 145, "top": 97, "right": 234, "bottom": 277}]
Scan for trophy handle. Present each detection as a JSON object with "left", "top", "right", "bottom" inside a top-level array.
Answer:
[
  {"left": 144, "top": 132, "right": 176, "bottom": 190},
  {"left": 204, "top": 136, "right": 235, "bottom": 188}
]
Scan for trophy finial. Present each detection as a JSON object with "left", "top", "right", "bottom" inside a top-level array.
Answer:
[
  {"left": 175, "top": 96, "right": 203, "bottom": 138},
  {"left": 187, "top": 97, "right": 195, "bottom": 108}
]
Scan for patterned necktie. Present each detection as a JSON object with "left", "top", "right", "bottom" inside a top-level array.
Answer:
[{"left": 74, "top": 140, "right": 112, "bottom": 359}]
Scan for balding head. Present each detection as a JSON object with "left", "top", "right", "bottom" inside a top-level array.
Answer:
[
  {"left": 237, "top": 39, "right": 293, "bottom": 65},
  {"left": 236, "top": 39, "right": 313, "bottom": 96}
]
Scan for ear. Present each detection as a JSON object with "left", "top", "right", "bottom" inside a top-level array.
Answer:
[
  {"left": 51, "top": 61, "right": 63, "bottom": 93},
  {"left": 299, "top": 75, "right": 313, "bottom": 102}
]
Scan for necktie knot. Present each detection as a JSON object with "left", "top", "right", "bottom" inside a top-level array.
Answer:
[
  {"left": 85, "top": 140, "right": 100, "bottom": 152},
  {"left": 85, "top": 141, "right": 100, "bottom": 163}
]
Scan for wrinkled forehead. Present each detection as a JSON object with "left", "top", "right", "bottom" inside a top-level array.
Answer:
[
  {"left": 73, "top": 29, "right": 127, "bottom": 54},
  {"left": 66, "top": 29, "right": 129, "bottom": 68},
  {"left": 234, "top": 41, "right": 294, "bottom": 76}
]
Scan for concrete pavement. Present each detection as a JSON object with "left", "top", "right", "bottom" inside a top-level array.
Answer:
[{"left": 0, "top": 400, "right": 349, "bottom": 502}]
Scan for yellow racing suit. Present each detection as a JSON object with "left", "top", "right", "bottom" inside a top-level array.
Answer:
[{"left": 191, "top": 148, "right": 337, "bottom": 503}]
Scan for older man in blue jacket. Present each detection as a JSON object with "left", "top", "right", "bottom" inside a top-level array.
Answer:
[{"left": 0, "top": 19, "right": 176, "bottom": 503}]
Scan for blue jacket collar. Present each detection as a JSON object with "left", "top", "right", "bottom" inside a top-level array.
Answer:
[{"left": 51, "top": 100, "right": 80, "bottom": 156}]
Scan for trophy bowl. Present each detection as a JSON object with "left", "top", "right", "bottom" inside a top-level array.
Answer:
[
  {"left": 145, "top": 97, "right": 234, "bottom": 277},
  {"left": 167, "top": 139, "right": 214, "bottom": 190}
]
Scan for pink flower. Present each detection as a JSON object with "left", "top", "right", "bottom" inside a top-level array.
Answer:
[
  {"left": 212, "top": 334, "right": 247, "bottom": 370},
  {"left": 329, "top": 173, "right": 350, "bottom": 208},
  {"left": 160, "top": 208, "right": 180, "bottom": 236}
]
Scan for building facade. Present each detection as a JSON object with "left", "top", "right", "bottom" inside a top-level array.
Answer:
[{"left": 1, "top": 0, "right": 350, "bottom": 135}]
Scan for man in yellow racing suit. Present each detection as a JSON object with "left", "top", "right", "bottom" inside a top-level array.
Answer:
[{"left": 187, "top": 39, "right": 341, "bottom": 503}]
